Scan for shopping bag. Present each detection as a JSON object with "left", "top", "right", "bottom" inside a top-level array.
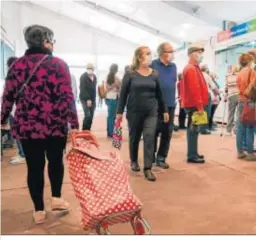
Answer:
[
  {"left": 192, "top": 111, "right": 208, "bottom": 125},
  {"left": 240, "top": 102, "right": 256, "bottom": 126},
  {"left": 112, "top": 119, "right": 122, "bottom": 150},
  {"left": 67, "top": 131, "right": 150, "bottom": 234}
]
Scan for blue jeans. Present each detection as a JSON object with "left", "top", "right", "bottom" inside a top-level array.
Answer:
[
  {"left": 106, "top": 99, "right": 118, "bottom": 137},
  {"left": 236, "top": 102, "right": 255, "bottom": 153},
  {"left": 185, "top": 108, "right": 199, "bottom": 159},
  {"left": 9, "top": 115, "right": 25, "bottom": 157}
]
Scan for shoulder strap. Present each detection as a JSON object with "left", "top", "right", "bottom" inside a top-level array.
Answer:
[{"left": 16, "top": 55, "right": 49, "bottom": 98}]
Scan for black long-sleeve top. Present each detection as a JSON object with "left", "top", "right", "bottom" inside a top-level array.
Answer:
[
  {"left": 117, "top": 70, "right": 168, "bottom": 115},
  {"left": 79, "top": 72, "right": 97, "bottom": 102}
]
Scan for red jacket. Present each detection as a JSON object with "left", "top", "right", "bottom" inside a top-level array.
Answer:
[{"left": 180, "top": 60, "right": 208, "bottom": 111}]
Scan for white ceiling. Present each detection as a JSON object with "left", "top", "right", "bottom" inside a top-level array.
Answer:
[{"left": 28, "top": 0, "right": 256, "bottom": 49}]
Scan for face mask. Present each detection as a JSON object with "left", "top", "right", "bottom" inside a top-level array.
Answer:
[
  {"left": 251, "top": 62, "right": 256, "bottom": 69},
  {"left": 168, "top": 53, "right": 175, "bottom": 62},
  {"left": 87, "top": 69, "right": 93, "bottom": 75},
  {"left": 143, "top": 55, "right": 152, "bottom": 66},
  {"left": 197, "top": 55, "right": 204, "bottom": 63}
]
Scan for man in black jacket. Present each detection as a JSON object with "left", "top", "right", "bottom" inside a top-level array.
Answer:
[{"left": 79, "top": 63, "right": 97, "bottom": 130}]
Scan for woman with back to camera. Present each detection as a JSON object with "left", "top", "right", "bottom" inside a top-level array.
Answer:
[
  {"left": 236, "top": 53, "right": 256, "bottom": 161},
  {"left": 116, "top": 46, "right": 169, "bottom": 182},
  {"left": 1, "top": 25, "right": 79, "bottom": 224},
  {"left": 105, "top": 63, "right": 121, "bottom": 138}
]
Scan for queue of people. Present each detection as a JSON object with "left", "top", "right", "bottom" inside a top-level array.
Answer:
[{"left": 1, "top": 23, "right": 256, "bottom": 225}]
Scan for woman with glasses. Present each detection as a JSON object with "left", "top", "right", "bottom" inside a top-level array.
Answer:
[{"left": 1, "top": 25, "right": 79, "bottom": 224}]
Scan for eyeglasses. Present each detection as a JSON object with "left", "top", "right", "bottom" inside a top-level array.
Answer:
[{"left": 164, "top": 50, "right": 174, "bottom": 54}]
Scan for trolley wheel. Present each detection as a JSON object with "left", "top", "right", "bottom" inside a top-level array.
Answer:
[
  {"left": 131, "top": 213, "right": 151, "bottom": 235},
  {"left": 95, "top": 224, "right": 111, "bottom": 235}
]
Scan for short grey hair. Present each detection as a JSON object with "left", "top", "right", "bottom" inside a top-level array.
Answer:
[
  {"left": 24, "top": 25, "right": 54, "bottom": 48},
  {"left": 157, "top": 42, "right": 169, "bottom": 56}
]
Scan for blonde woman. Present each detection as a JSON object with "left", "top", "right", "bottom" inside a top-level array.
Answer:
[
  {"left": 225, "top": 65, "right": 240, "bottom": 135},
  {"left": 116, "top": 46, "right": 169, "bottom": 182}
]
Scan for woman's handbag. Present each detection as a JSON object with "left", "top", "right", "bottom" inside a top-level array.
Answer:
[{"left": 240, "top": 102, "right": 256, "bottom": 126}]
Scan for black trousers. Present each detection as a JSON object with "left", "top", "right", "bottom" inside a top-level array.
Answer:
[
  {"left": 178, "top": 108, "right": 187, "bottom": 128},
  {"left": 209, "top": 104, "right": 218, "bottom": 130},
  {"left": 127, "top": 110, "right": 158, "bottom": 170},
  {"left": 81, "top": 100, "right": 96, "bottom": 131},
  {"left": 21, "top": 137, "right": 67, "bottom": 211},
  {"left": 155, "top": 107, "right": 175, "bottom": 160}
]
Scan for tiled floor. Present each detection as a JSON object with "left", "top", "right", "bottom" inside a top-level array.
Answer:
[{"left": 1, "top": 112, "right": 256, "bottom": 234}]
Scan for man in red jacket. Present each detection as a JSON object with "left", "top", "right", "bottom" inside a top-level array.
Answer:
[{"left": 180, "top": 46, "right": 209, "bottom": 163}]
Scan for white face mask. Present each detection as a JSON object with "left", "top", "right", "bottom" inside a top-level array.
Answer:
[
  {"left": 168, "top": 53, "right": 175, "bottom": 62},
  {"left": 87, "top": 69, "right": 93, "bottom": 75},
  {"left": 197, "top": 55, "right": 204, "bottom": 63},
  {"left": 251, "top": 62, "right": 256, "bottom": 69},
  {"left": 143, "top": 54, "right": 152, "bottom": 66}
]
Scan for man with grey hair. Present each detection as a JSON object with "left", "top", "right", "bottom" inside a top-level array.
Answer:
[
  {"left": 151, "top": 42, "right": 177, "bottom": 169},
  {"left": 79, "top": 63, "right": 97, "bottom": 130}
]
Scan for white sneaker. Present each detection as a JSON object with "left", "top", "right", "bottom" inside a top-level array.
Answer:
[
  {"left": 9, "top": 155, "right": 26, "bottom": 165},
  {"left": 225, "top": 132, "right": 233, "bottom": 136},
  {"left": 51, "top": 197, "right": 69, "bottom": 211}
]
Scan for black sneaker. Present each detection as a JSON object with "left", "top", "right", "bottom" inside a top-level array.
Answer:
[
  {"left": 144, "top": 170, "right": 156, "bottom": 182},
  {"left": 200, "top": 130, "right": 211, "bottom": 135},
  {"left": 131, "top": 162, "right": 140, "bottom": 172},
  {"left": 197, "top": 154, "right": 204, "bottom": 159},
  {"left": 156, "top": 161, "right": 170, "bottom": 169},
  {"left": 187, "top": 157, "right": 205, "bottom": 164}
]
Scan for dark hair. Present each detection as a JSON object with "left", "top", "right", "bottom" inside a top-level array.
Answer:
[
  {"left": 7, "top": 57, "right": 18, "bottom": 68},
  {"left": 107, "top": 63, "right": 118, "bottom": 85},
  {"left": 178, "top": 73, "right": 183, "bottom": 81},
  {"left": 124, "top": 65, "right": 130, "bottom": 74},
  {"left": 24, "top": 25, "right": 54, "bottom": 48},
  {"left": 239, "top": 53, "right": 253, "bottom": 68}
]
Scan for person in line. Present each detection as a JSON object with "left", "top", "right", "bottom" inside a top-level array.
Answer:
[
  {"left": 5, "top": 57, "right": 26, "bottom": 165},
  {"left": 1, "top": 25, "right": 79, "bottom": 224},
  {"left": 124, "top": 65, "right": 131, "bottom": 74},
  {"left": 236, "top": 53, "right": 256, "bottom": 161},
  {"left": 177, "top": 73, "right": 187, "bottom": 129},
  {"left": 225, "top": 65, "right": 240, "bottom": 135},
  {"left": 208, "top": 72, "right": 220, "bottom": 131},
  {"left": 248, "top": 49, "right": 256, "bottom": 71},
  {"left": 116, "top": 46, "right": 169, "bottom": 182},
  {"left": 105, "top": 64, "right": 121, "bottom": 138},
  {"left": 151, "top": 42, "right": 177, "bottom": 169},
  {"left": 79, "top": 63, "right": 97, "bottom": 131},
  {"left": 180, "top": 46, "right": 208, "bottom": 163},
  {"left": 97, "top": 80, "right": 105, "bottom": 108},
  {"left": 200, "top": 65, "right": 212, "bottom": 134}
]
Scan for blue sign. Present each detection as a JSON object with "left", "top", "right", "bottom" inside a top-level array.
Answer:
[{"left": 231, "top": 22, "right": 249, "bottom": 38}]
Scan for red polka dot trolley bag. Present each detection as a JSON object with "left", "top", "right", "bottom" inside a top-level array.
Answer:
[{"left": 67, "top": 131, "right": 150, "bottom": 234}]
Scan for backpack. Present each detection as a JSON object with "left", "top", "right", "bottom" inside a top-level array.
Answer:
[{"left": 98, "top": 83, "right": 107, "bottom": 99}]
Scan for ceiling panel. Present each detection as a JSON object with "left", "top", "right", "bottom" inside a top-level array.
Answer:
[{"left": 193, "top": 1, "right": 256, "bottom": 22}]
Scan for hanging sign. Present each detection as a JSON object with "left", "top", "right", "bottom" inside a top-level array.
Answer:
[{"left": 217, "top": 18, "right": 256, "bottom": 42}]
